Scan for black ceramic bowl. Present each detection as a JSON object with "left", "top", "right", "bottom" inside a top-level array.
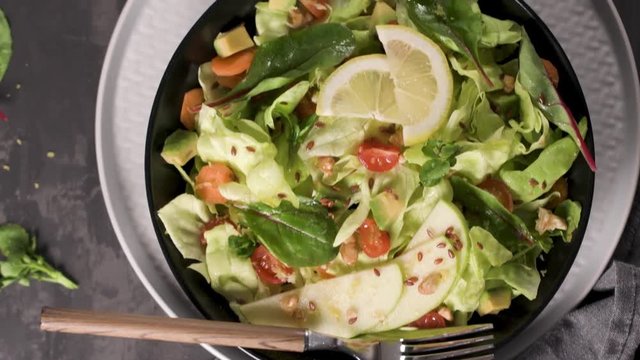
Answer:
[{"left": 145, "top": 1, "right": 595, "bottom": 359}]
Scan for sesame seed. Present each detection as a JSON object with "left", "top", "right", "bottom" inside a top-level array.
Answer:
[
  {"left": 231, "top": 146, "right": 237, "bottom": 156},
  {"left": 308, "top": 301, "right": 317, "bottom": 311},
  {"left": 2, "top": 165, "right": 9, "bottom": 171},
  {"left": 436, "top": 242, "right": 446, "bottom": 249},
  {"left": 373, "top": 268, "right": 380, "bottom": 277},
  {"left": 529, "top": 178, "right": 539, "bottom": 187},
  {"left": 245, "top": 146, "right": 256, "bottom": 153},
  {"left": 34, "top": 182, "right": 40, "bottom": 189},
  {"left": 405, "top": 276, "right": 418, "bottom": 286},
  {"left": 417, "top": 252, "right": 423, "bottom": 262},
  {"left": 16, "top": 139, "right": 22, "bottom": 145},
  {"left": 277, "top": 193, "right": 287, "bottom": 199},
  {"left": 477, "top": 242, "right": 484, "bottom": 250},
  {"left": 434, "top": 258, "right": 443, "bottom": 265},
  {"left": 46, "top": 151, "right": 55, "bottom": 158},
  {"left": 448, "top": 250, "right": 455, "bottom": 259}
]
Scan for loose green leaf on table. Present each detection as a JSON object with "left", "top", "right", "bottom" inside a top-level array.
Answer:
[
  {"left": 0, "top": 224, "right": 78, "bottom": 291},
  {"left": 235, "top": 198, "right": 339, "bottom": 267},
  {"left": 229, "top": 23, "right": 356, "bottom": 97},
  {"left": 0, "top": 8, "right": 12, "bottom": 82},
  {"left": 405, "top": 0, "right": 493, "bottom": 86},
  {"left": 518, "top": 30, "right": 596, "bottom": 171}
]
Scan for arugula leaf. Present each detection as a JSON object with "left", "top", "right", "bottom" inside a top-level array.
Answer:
[
  {"left": 228, "top": 234, "right": 258, "bottom": 258},
  {"left": 518, "top": 31, "right": 596, "bottom": 172},
  {"left": 229, "top": 23, "right": 356, "bottom": 96},
  {"left": 0, "top": 224, "right": 78, "bottom": 291},
  {"left": 419, "top": 140, "right": 460, "bottom": 186},
  {"left": 0, "top": 8, "right": 12, "bottom": 82},
  {"left": 235, "top": 199, "right": 339, "bottom": 267},
  {"left": 405, "top": 0, "right": 493, "bottom": 86}
]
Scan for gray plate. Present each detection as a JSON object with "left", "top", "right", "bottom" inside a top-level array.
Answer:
[{"left": 95, "top": 0, "right": 640, "bottom": 359}]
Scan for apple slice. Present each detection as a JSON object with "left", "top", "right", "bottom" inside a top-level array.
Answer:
[
  {"left": 405, "top": 200, "right": 470, "bottom": 273},
  {"left": 370, "top": 236, "right": 458, "bottom": 332},
  {"left": 237, "top": 262, "right": 403, "bottom": 338}
]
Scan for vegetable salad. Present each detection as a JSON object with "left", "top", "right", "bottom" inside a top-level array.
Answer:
[{"left": 158, "top": 0, "right": 592, "bottom": 337}]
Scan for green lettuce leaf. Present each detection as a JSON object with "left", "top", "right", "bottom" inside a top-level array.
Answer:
[
  {"left": 198, "top": 62, "right": 228, "bottom": 102},
  {"left": 485, "top": 261, "right": 540, "bottom": 301},
  {"left": 452, "top": 127, "right": 521, "bottom": 183},
  {"left": 330, "top": 0, "right": 372, "bottom": 22},
  {"left": 158, "top": 194, "right": 212, "bottom": 262},
  {"left": 499, "top": 119, "right": 587, "bottom": 202},
  {"left": 479, "top": 15, "right": 521, "bottom": 48},
  {"left": 437, "top": 79, "right": 479, "bottom": 142},
  {"left": 334, "top": 182, "right": 371, "bottom": 247},
  {"left": 553, "top": 200, "right": 582, "bottom": 242},
  {"left": 254, "top": 2, "right": 292, "bottom": 45},
  {"left": 470, "top": 227, "right": 513, "bottom": 267},
  {"left": 264, "top": 81, "right": 310, "bottom": 130},
  {"left": 197, "top": 105, "right": 278, "bottom": 178},
  {"left": 298, "top": 117, "right": 367, "bottom": 160},
  {"left": 204, "top": 223, "right": 268, "bottom": 303},
  {"left": 449, "top": 50, "right": 503, "bottom": 92}
]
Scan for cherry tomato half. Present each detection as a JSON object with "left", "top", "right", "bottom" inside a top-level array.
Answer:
[
  {"left": 357, "top": 140, "right": 401, "bottom": 173},
  {"left": 357, "top": 218, "right": 391, "bottom": 258},
  {"left": 478, "top": 177, "right": 514, "bottom": 212},
  {"left": 411, "top": 311, "right": 447, "bottom": 329},
  {"left": 250, "top": 245, "right": 293, "bottom": 285}
]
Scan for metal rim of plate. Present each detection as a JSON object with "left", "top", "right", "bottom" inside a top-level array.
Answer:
[{"left": 95, "top": 0, "right": 640, "bottom": 359}]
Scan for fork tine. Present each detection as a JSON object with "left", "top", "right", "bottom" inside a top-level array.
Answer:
[
  {"left": 400, "top": 343, "right": 494, "bottom": 360},
  {"left": 401, "top": 334, "right": 493, "bottom": 354},
  {"left": 401, "top": 324, "right": 494, "bottom": 344}
]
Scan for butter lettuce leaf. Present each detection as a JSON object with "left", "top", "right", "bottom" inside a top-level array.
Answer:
[
  {"left": 158, "top": 194, "right": 212, "bottom": 262},
  {"left": 204, "top": 223, "right": 269, "bottom": 303}
]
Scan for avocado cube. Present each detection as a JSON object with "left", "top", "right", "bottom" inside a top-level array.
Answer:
[{"left": 478, "top": 287, "right": 512, "bottom": 316}]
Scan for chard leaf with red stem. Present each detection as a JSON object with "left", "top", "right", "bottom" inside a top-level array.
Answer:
[
  {"left": 518, "top": 31, "right": 596, "bottom": 172},
  {"left": 405, "top": 0, "right": 493, "bottom": 87}
]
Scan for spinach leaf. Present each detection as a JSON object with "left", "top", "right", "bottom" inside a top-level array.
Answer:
[
  {"left": 405, "top": 0, "right": 492, "bottom": 86},
  {"left": 228, "top": 234, "right": 258, "bottom": 258},
  {"left": 518, "top": 31, "right": 596, "bottom": 172},
  {"left": 229, "top": 23, "right": 356, "bottom": 96},
  {"left": 450, "top": 176, "right": 535, "bottom": 253},
  {"left": 0, "top": 224, "right": 77, "bottom": 291},
  {"left": 235, "top": 199, "right": 339, "bottom": 267},
  {"left": 0, "top": 9, "right": 11, "bottom": 82}
]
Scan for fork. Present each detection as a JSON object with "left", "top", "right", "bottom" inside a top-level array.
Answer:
[{"left": 40, "top": 307, "right": 494, "bottom": 360}]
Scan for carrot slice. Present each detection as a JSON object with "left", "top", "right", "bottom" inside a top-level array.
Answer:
[
  {"left": 195, "top": 163, "right": 235, "bottom": 205},
  {"left": 217, "top": 73, "right": 245, "bottom": 89},
  {"left": 180, "top": 88, "right": 204, "bottom": 130},
  {"left": 211, "top": 48, "right": 256, "bottom": 77}
]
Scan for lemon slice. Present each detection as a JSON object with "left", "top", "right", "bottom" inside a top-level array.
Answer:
[
  {"left": 316, "top": 54, "right": 406, "bottom": 124},
  {"left": 376, "top": 25, "right": 453, "bottom": 146}
]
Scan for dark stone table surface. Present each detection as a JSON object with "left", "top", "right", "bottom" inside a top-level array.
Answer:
[{"left": 0, "top": 1, "right": 637, "bottom": 359}]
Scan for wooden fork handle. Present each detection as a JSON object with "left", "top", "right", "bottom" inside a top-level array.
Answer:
[{"left": 40, "top": 307, "right": 306, "bottom": 352}]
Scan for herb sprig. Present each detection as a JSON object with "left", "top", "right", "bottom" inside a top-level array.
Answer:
[{"left": 0, "top": 224, "right": 77, "bottom": 291}]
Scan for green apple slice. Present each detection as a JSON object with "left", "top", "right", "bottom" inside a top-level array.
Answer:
[
  {"left": 237, "top": 262, "right": 403, "bottom": 338},
  {"left": 370, "top": 236, "right": 458, "bottom": 332},
  {"left": 405, "top": 200, "right": 470, "bottom": 272}
]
